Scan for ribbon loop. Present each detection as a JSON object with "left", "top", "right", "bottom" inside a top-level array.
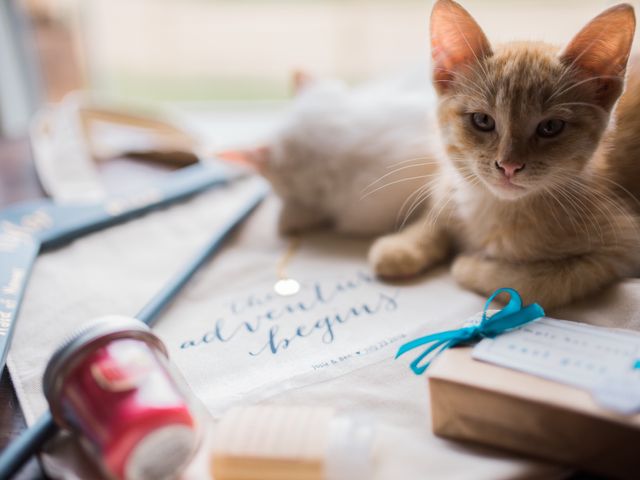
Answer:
[{"left": 396, "top": 288, "right": 544, "bottom": 375}]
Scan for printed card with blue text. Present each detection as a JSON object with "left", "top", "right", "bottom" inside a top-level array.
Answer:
[{"left": 154, "top": 267, "right": 482, "bottom": 414}]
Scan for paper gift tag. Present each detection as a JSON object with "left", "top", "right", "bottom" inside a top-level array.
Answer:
[{"left": 473, "top": 317, "right": 640, "bottom": 413}]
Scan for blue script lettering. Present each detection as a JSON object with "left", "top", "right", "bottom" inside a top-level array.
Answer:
[
  {"left": 178, "top": 271, "right": 394, "bottom": 355},
  {"left": 247, "top": 290, "right": 399, "bottom": 356}
]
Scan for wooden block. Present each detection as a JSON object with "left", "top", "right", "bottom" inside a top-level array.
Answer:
[
  {"left": 211, "top": 406, "right": 334, "bottom": 480},
  {"left": 428, "top": 347, "right": 640, "bottom": 479}
]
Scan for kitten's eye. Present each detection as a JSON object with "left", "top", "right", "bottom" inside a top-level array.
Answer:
[
  {"left": 536, "top": 119, "right": 565, "bottom": 138},
  {"left": 470, "top": 113, "right": 496, "bottom": 132}
]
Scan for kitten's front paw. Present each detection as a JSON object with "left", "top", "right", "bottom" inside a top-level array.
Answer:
[
  {"left": 451, "top": 255, "right": 487, "bottom": 293},
  {"left": 369, "top": 236, "right": 427, "bottom": 279}
]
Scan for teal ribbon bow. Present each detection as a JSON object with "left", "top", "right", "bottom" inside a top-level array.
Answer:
[{"left": 396, "top": 288, "right": 545, "bottom": 375}]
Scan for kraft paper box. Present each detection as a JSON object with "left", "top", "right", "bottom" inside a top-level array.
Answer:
[{"left": 428, "top": 347, "right": 640, "bottom": 479}]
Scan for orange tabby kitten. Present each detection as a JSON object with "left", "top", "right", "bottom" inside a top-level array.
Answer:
[{"left": 369, "top": 0, "right": 640, "bottom": 309}]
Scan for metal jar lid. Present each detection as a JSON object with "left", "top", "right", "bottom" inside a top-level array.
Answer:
[{"left": 42, "top": 315, "right": 168, "bottom": 426}]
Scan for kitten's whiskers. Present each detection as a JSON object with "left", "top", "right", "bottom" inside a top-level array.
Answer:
[
  {"left": 361, "top": 162, "right": 437, "bottom": 195},
  {"left": 556, "top": 182, "right": 603, "bottom": 244},
  {"left": 386, "top": 156, "right": 439, "bottom": 169},
  {"left": 564, "top": 177, "right": 640, "bottom": 243},
  {"left": 586, "top": 172, "right": 640, "bottom": 211},
  {"left": 398, "top": 181, "right": 439, "bottom": 230},
  {"left": 546, "top": 179, "right": 594, "bottom": 245},
  {"left": 360, "top": 173, "right": 439, "bottom": 200}
]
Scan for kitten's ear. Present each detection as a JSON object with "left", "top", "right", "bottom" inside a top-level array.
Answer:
[
  {"left": 560, "top": 4, "right": 636, "bottom": 108},
  {"left": 217, "top": 146, "right": 270, "bottom": 173},
  {"left": 291, "top": 70, "right": 314, "bottom": 95},
  {"left": 430, "top": 0, "right": 492, "bottom": 94}
]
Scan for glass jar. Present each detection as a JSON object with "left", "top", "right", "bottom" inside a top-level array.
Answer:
[
  {"left": 43, "top": 316, "right": 202, "bottom": 480},
  {"left": 211, "top": 406, "right": 374, "bottom": 480}
]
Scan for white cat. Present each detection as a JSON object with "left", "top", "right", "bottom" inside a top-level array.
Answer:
[{"left": 219, "top": 71, "right": 439, "bottom": 236}]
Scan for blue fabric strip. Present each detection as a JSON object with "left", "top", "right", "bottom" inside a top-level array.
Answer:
[
  {"left": 396, "top": 287, "right": 545, "bottom": 375},
  {"left": 0, "top": 236, "right": 39, "bottom": 371},
  {"left": 135, "top": 186, "right": 267, "bottom": 326},
  {"left": 0, "top": 162, "right": 231, "bottom": 248}
]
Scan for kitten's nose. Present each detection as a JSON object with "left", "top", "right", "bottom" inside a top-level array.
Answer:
[{"left": 495, "top": 161, "right": 525, "bottom": 179}]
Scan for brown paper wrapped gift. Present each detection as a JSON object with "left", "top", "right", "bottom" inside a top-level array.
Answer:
[{"left": 428, "top": 347, "right": 640, "bottom": 479}]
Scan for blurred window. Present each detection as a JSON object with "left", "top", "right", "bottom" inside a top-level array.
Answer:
[
  {"left": 0, "top": 0, "right": 40, "bottom": 136},
  {"left": 18, "top": 0, "right": 627, "bottom": 106}
]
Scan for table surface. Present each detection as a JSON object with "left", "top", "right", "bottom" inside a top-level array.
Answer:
[{"left": 0, "top": 137, "right": 47, "bottom": 479}]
